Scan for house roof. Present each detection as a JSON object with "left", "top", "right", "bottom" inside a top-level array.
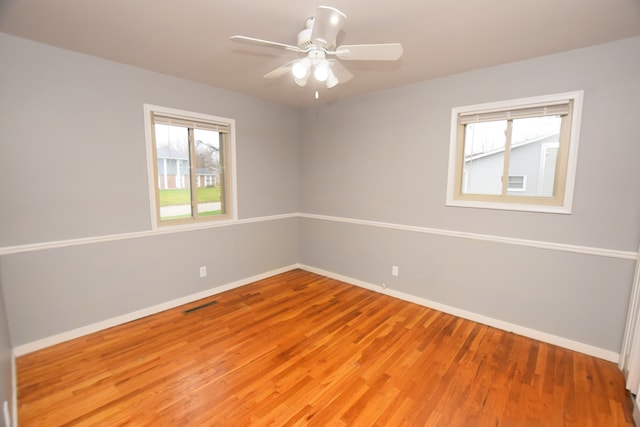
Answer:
[
  {"left": 465, "top": 132, "right": 559, "bottom": 162},
  {"left": 156, "top": 146, "right": 188, "bottom": 161},
  {"left": 156, "top": 147, "right": 219, "bottom": 176}
]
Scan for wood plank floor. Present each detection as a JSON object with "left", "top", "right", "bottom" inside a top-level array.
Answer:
[{"left": 17, "top": 269, "right": 634, "bottom": 426}]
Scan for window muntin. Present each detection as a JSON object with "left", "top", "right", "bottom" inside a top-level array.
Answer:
[
  {"left": 447, "top": 91, "right": 583, "bottom": 214},
  {"left": 144, "top": 105, "right": 236, "bottom": 228}
]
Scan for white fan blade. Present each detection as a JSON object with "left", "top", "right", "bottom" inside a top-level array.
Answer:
[
  {"left": 230, "top": 35, "right": 302, "bottom": 53},
  {"left": 335, "top": 43, "right": 403, "bottom": 61},
  {"left": 263, "top": 61, "right": 296, "bottom": 79},
  {"left": 265, "top": 60, "right": 309, "bottom": 87},
  {"left": 311, "top": 6, "right": 346, "bottom": 49},
  {"left": 328, "top": 60, "right": 353, "bottom": 86}
]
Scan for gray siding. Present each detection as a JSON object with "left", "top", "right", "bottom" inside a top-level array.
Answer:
[{"left": 464, "top": 134, "right": 559, "bottom": 196}]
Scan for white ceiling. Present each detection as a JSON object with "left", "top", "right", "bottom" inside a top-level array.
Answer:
[{"left": 1, "top": 0, "right": 639, "bottom": 108}]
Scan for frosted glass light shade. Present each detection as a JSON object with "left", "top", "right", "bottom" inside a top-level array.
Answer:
[
  {"left": 314, "top": 60, "right": 330, "bottom": 82},
  {"left": 292, "top": 59, "right": 309, "bottom": 79}
]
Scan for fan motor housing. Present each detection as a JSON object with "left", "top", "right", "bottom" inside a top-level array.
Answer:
[{"left": 297, "top": 27, "right": 313, "bottom": 49}]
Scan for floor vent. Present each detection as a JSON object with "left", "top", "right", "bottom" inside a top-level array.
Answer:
[{"left": 183, "top": 300, "right": 218, "bottom": 314}]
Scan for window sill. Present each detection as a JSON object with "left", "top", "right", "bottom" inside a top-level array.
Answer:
[{"left": 446, "top": 199, "right": 572, "bottom": 214}]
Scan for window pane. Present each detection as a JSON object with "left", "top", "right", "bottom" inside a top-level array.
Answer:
[
  {"left": 507, "top": 116, "right": 561, "bottom": 197},
  {"left": 447, "top": 91, "right": 581, "bottom": 213},
  {"left": 507, "top": 175, "right": 526, "bottom": 191},
  {"left": 194, "top": 128, "right": 224, "bottom": 216},
  {"left": 155, "top": 124, "right": 192, "bottom": 221},
  {"left": 462, "top": 121, "right": 506, "bottom": 195},
  {"left": 147, "top": 105, "right": 235, "bottom": 227}
]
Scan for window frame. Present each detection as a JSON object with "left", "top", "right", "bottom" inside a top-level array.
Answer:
[
  {"left": 446, "top": 91, "right": 583, "bottom": 214},
  {"left": 144, "top": 104, "right": 238, "bottom": 229}
]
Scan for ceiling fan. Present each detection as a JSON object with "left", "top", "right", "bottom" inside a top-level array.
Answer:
[{"left": 230, "top": 6, "right": 403, "bottom": 90}]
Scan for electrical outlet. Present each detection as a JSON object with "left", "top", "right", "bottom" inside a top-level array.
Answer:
[
  {"left": 392, "top": 265, "right": 399, "bottom": 277},
  {"left": 381, "top": 282, "right": 388, "bottom": 290},
  {"left": 199, "top": 266, "right": 207, "bottom": 278}
]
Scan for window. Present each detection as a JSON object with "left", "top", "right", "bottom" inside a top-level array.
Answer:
[
  {"left": 144, "top": 105, "right": 237, "bottom": 227},
  {"left": 507, "top": 175, "right": 526, "bottom": 192},
  {"left": 446, "top": 91, "right": 583, "bottom": 213}
]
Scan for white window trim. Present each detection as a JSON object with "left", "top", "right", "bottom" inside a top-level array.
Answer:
[
  {"left": 143, "top": 104, "right": 238, "bottom": 230},
  {"left": 445, "top": 91, "right": 583, "bottom": 214}
]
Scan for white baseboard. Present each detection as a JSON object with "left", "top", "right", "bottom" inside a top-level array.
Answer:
[
  {"left": 299, "top": 264, "right": 620, "bottom": 363},
  {"left": 12, "top": 261, "right": 618, "bottom": 364},
  {"left": 9, "top": 261, "right": 621, "bottom": 427},
  {"left": 13, "top": 264, "right": 300, "bottom": 357}
]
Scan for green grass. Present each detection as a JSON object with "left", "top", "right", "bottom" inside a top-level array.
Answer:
[{"left": 159, "top": 187, "right": 220, "bottom": 206}]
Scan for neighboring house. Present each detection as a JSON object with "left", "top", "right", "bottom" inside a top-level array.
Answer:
[
  {"left": 156, "top": 146, "right": 219, "bottom": 189},
  {"left": 463, "top": 132, "right": 559, "bottom": 196}
]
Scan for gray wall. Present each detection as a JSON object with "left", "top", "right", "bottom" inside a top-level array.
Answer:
[
  {"left": 0, "top": 33, "right": 300, "bottom": 346},
  {"left": 0, "top": 34, "right": 300, "bottom": 246},
  {"left": 298, "top": 36, "right": 640, "bottom": 353},
  {"left": 2, "top": 220, "right": 298, "bottom": 345}
]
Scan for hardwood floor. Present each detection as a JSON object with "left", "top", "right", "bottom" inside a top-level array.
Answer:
[{"left": 17, "top": 269, "right": 634, "bottom": 426}]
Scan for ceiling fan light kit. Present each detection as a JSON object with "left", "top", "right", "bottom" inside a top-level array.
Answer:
[
  {"left": 230, "top": 5, "right": 403, "bottom": 95},
  {"left": 291, "top": 58, "right": 310, "bottom": 79}
]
